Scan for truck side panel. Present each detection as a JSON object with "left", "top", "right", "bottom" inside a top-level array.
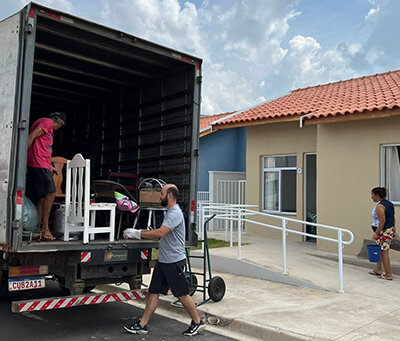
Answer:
[{"left": 0, "top": 13, "right": 22, "bottom": 244}]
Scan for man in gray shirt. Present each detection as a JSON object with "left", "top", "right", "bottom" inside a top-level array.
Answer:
[{"left": 123, "top": 184, "right": 205, "bottom": 336}]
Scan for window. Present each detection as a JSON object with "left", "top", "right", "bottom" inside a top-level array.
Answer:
[
  {"left": 382, "top": 145, "right": 400, "bottom": 204},
  {"left": 262, "top": 155, "right": 297, "bottom": 213}
]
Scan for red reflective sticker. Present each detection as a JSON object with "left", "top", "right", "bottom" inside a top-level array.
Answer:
[
  {"left": 16, "top": 190, "right": 23, "bottom": 205},
  {"left": 47, "top": 12, "right": 61, "bottom": 20},
  {"left": 181, "top": 55, "right": 191, "bottom": 62}
]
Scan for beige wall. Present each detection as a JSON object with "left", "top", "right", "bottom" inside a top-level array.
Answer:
[
  {"left": 246, "top": 121, "right": 317, "bottom": 240},
  {"left": 317, "top": 114, "right": 400, "bottom": 256},
  {"left": 246, "top": 114, "right": 400, "bottom": 257}
]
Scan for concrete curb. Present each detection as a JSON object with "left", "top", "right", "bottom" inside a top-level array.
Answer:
[
  {"left": 156, "top": 295, "right": 321, "bottom": 341},
  {"left": 100, "top": 284, "right": 319, "bottom": 340},
  {"left": 227, "top": 319, "right": 320, "bottom": 341}
]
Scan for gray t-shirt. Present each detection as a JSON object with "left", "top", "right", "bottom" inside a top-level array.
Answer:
[{"left": 159, "top": 204, "right": 186, "bottom": 263}]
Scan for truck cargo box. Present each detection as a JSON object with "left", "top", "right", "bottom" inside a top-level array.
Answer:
[{"left": 0, "top": 2, "right": 201, "bottom": 297}]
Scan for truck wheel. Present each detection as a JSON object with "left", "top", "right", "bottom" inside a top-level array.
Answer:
[
  {"left": 186, "top": 273, "right": 198, "bottom": 296},
  {"left": 208, "top": 276, "right": 225, "bottom": 302},
  {"left": 128, "top": 275, "right": 143, "bottom": 290},
  {"left": 0, "top": 270, "right": 7, "bottom": 297},
  {"left": 58, "top": 283, "right": 71, "bottom": 296}
]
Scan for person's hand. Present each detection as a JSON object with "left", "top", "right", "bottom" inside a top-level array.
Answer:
[
  {"left": 372, "top": 232, "right": 379, "bottom": 240},
  {"left": 51, "top": 166, "right": 58, "bottom": 175},
  {"left": 123, "top": 228, "right": 142, "bottom": 239}
]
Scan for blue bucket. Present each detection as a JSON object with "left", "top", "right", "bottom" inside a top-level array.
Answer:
[{"left": 367, "top": 244, "right": 381, "bottom": 262}]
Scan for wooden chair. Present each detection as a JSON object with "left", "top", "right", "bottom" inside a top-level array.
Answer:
[
  {"left": 51, "top": 156, "right": 68, "bottom": 197},
  {"left": 64, "top": 154, "right": 116, "bottom": 244}
]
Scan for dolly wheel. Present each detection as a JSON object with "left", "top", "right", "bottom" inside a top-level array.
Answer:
[
  {"left": 128, "top": 275, "right": 143, "bottom": 290},
  {"left": 186, "top": 273, "right": 198, "bottom": 296},
  {"left": 208, "top": 276, "right": 225, "bottom": 302}
]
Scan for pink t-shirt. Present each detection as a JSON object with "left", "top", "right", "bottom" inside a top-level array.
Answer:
[{"left": 27, "top": 118, "right": 54, "bottom": 169}]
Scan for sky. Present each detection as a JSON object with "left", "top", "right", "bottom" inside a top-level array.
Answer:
[{"left": 1, "top": 0, "right": 399, "bottom": 115}]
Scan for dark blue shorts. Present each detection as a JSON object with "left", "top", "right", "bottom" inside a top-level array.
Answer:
[{"left": 148, "top": 259, "right": 189, "bottom": 297}]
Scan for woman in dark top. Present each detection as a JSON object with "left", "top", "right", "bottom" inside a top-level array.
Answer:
[{"left": 369, "top": 187, "right": 396, "bottom": 280}]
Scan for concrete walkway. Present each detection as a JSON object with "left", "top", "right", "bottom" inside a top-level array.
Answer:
[
  {"left": 173, "top": 232, "right": 400, "bottom": 340},
  {"left": 115, "top": 232, "right": 400, "bottom": 340}
]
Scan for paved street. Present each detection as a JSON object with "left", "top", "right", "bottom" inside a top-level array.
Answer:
[{"left": 0, "top": 280, "right": 236, "bottom": 341}]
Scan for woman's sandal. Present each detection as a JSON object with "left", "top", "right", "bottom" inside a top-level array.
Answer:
[
  {"left": 368, "top": 271, "right": 382, "bottom": 276},
  {"left": 381, "top": 274, "right": 393, "bottom": 281}
]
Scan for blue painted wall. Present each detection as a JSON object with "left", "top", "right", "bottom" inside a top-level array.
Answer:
[{"left": 198, "top": 127, "right": 246, "bottom": 191}]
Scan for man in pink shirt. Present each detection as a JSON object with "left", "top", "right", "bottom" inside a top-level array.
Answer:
[{"left": 26, "top": 112, "right": 66, "bottom": 241}]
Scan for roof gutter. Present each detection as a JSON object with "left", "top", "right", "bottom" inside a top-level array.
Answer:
[{"left": 299, "top": 112, "right": 315, "bottom": 128}]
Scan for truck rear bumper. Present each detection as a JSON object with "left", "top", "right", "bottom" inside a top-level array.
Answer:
[{"left": 11, "top": 288, "right": 154, "bottom": 313}]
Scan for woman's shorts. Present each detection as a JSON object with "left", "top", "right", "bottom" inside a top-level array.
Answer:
[{"left": 376, "top": 227, "right": 396, "bottom": 251}]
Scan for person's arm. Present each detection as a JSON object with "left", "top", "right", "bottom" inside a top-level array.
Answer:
[
  {"left": 141, "top": 225, "right": 171, "bottom": 239},
  {"left": 28, "top": 126, "right": 45, "bottom": 148},
  {"left": 373, "top": 204, "right": 386, "bottom": 239}
]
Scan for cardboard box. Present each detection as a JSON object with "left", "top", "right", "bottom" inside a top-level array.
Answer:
[{"left": 140, "top": 189, "right": 161, "bottom": 206}]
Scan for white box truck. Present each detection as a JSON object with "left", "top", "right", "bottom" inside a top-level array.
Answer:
[{"left": 0, "top": 2, "right": 201, "bottom": 311}]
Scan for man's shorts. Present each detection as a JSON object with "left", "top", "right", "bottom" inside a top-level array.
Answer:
[
  {"left": 26, "top": 167, "right": 56, "bottom": 204},
  {"left": 376, "top": 227, "right": 396, "bottom": 251},
  {"left": 148, "top": 259, "right": 189, "bottom": 298}
]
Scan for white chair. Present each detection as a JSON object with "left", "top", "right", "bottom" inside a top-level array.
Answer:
[{"left": 64, "top": 154, "right": 116, "bottom": 244}]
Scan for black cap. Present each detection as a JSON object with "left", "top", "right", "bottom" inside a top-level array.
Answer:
[{"left": 49, "top": 112, "right": 66, "bottom": 125}]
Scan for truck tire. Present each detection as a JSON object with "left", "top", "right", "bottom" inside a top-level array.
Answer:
[
  {"left": 0, "top": 270, "right": 6, "bottom": 297},
  {"left": 128, "top": 275, "right": 143, "bottom": 290},
  {"left": 58, "top": 283, "right": 71, "bottom": 296},
  {"left": 208, "top": 276, "right": 225, "bottom": 302}
]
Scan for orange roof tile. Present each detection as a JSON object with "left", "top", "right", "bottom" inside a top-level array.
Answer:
[
  {"left": 216, "top": 69, "right": 400, "bottom": 127},
  {"left": 200, "top": 111, "right": 237, "bottom": 131}
]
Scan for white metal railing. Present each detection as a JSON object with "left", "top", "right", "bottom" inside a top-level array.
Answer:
[
  {"left": 216, "top": 180, "right": 246, "bottom": 204},
  {"left": 197, "top": 202, "right": 257, "bottom": 245},
  {"left": 198, "top": 203, "right": 354, "bottom": 293},
  {"left": 197, "top": 191, "right": 210, "bottom": 202},
  {"left": 213, "top": 180, "right": 246, "bottom": 230}
]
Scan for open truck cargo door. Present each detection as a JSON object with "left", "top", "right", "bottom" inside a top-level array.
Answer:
[{"left": 0, "top": 10, "right": 28, "bottom": 245}]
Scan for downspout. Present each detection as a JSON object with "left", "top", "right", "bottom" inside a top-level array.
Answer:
[{"left": 299, "top": 112, "right": 315, "bottom": 128}]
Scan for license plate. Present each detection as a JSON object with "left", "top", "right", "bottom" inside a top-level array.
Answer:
[
  {"left": 8, "top": 277, "right": 45, "bottom": 292},
  {"left": 104, "top": 250, "right": 128, "bottom": 262}
]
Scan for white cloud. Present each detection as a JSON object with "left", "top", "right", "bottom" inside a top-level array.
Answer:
[
  {"left": 365, "top": 6, "right": 380, "bottom": 21},
  {"left": 98, "top": 0, "right": 208, "bottom": 60},
  {"left": 284, "top": 35, "right": 356, "bottom": 90},
  {"left": 201, "top": 63, "right": 256, "bottom": 115},
  {"left": 197, "top": 0, "right": 301, "bottom": 114},
  {"left": 347, "top": 43, "right": 362, "bottom": 56}
]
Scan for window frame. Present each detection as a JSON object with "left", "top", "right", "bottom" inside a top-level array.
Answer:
[
  {"left": 381, "top": 143, "right": 400, "bottom": 205},
  {"left": 262, "top": 154, "right": 297, "bottom": 215}
]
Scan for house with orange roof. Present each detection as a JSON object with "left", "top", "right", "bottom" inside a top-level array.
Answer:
[
  {"left": 211, "top": 69, "right": 400, "bottom": 256},
  {"left": 198, "top": 112, "right": 246, "bottom": 197}
]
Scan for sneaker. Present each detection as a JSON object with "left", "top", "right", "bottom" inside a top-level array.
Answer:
[
  {"left": 124, "top": 320, "right": 148, "bottom": 335},
  {"left": 182, "top": 320, "right": 206, "bottom": 336}
]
